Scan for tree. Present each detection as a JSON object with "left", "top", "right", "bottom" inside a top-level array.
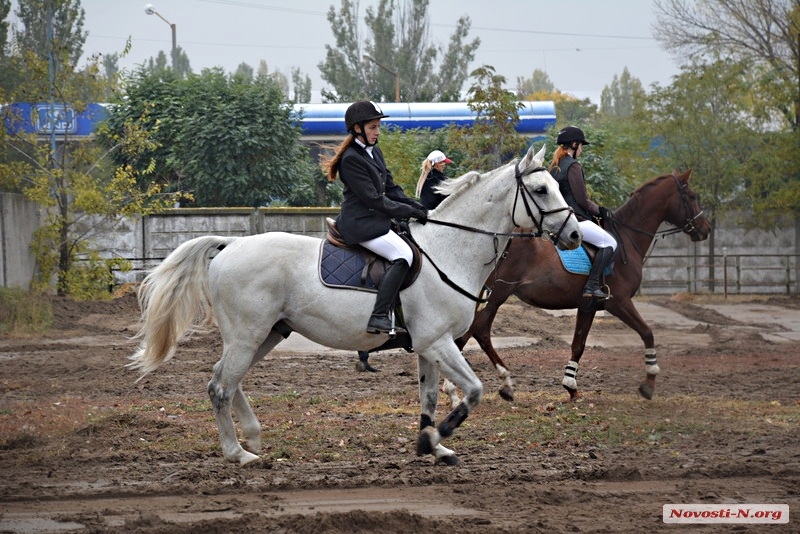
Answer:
[
  {"left": 143, "top": 46, "right": 191, "bottom": 78},
  {"left": 653, "top": 0, "right": 800, "bottom": 130},
  {"left": 291, "top": 66, "right": 312, "bottom": 103},
  {"left": 104, "top": 68, "right": 321, "bottom": 207},
  {"left": 0, "top": 0, "right": 10, "bottom": 53},
  {"left": 445, "top": 66, "right": 526, "bottom": 171},
  {"left": 1, "top": 74, "right": 178, "bottom": 297},
  {"left": 13, "top": 0, "right": 86, "bottom": 71},
  {"left": 516, "top": 69, "right": 554, "bottom": 97},
  {"left": 641, "top": 60, "right": 785, "bottom": 290},
  {"left": 318, "top": 0, "right": 479, "bottom": 102},
  {"left": 600, "top": 67, "right": 646, "bottom": 119}
]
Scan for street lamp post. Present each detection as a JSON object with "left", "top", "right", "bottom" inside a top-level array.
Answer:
[
  {"left": 144, "top": 4, "right": 177, "bottom": 70},
  {"left": 363, "top": 53, "right": 400, "bottom": 103}
]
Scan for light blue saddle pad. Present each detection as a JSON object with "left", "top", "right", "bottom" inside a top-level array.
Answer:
[{"left": 557, "top": 246, "right": 612, "bottom": 276}]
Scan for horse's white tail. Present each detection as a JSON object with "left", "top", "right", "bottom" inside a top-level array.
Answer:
[{"left": 128, "top": 235, "right": 237, "bottom": 378}]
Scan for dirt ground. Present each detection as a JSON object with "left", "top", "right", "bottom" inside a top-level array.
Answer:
[{"left": 1, "top": 292, "right": 798, "bottom": 533}]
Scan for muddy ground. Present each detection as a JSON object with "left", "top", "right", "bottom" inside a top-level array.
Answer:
[{"left": 1, "top": 292, "right": 798, "bottom": 533}]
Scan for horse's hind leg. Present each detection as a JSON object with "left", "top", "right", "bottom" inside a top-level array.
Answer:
[
  {"left": 607, "top": 301, "right": 657, "bottom": 399},
  {"left": 209, "top": 331, "right": 283, "bottom": 466},
  {"left": 231, "top": 330, "right": 285, "bottom": 455}
]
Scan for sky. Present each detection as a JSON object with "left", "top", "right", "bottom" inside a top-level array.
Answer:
[{"left": 7, "top": 0, "right": 683, "bottom": 104}]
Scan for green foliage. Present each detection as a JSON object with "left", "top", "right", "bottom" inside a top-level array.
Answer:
[
  {"left": 642, "top": 60, "right": 778, "bottom": 223},
  {"left": 105, "top": 68, "right": 319, "bottom": 207},
  {"left": 445, "top": 65, "right": 527, "bottom": 171},
  {"left": 1, "top": 16, "right": 181, "bottom": 295},
  {"left": 12, "top": 0, "right": 87, "bottom": 73},
  {"left": 319, "top": 0, "right": 479, "bottom": 103},
  {"left": 0, "top": 287, "right": 52, "bottom": 335}
]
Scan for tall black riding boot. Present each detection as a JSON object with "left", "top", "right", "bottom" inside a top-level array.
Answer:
[
  {"left": 583, "top": 246, "right": 614, "bottom": 299},
  {"left": 367, "top": 259, "right": 410, "bottom": 335}
]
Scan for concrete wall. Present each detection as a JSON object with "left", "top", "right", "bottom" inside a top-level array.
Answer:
[
  {"left": 2, "top": 192, "right": 798, "bottom": 295},
  {"left": 0, "top": 193, "right": 41, "bottom": 289}
]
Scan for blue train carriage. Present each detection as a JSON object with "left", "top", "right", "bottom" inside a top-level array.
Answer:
[
  {"left": 3, "top": 101, "right": 556, "bottom": 142},
  {"left": 292, "top": 101, "right": 556, "bottom": 142}
]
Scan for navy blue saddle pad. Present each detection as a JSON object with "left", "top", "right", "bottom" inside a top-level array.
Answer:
[{"left": 319, "top": 241, "right": 378, "bottom": 291}]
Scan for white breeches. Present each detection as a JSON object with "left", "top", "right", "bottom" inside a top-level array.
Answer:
[
  {"left": 579, "top": 220, "right": 617, "bottom": 250},
  {"left": 360, "top": 230, "right": 413, "bottom": 266}
]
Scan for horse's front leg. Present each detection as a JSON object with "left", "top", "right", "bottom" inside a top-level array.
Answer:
[
  {"left": 417, "top": 344, "right": 483, "bottom": 463},
  {"left": 562, "top": 308, "right": 596, "bottom": 401},
  {"left": 415, "top": 354, "right": 458, "bottom": 465}
]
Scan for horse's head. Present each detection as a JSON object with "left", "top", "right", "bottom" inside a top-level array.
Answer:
[
  {"left": 667, "top": 169, "right": 711, "bottom": 242},
  {"left": 513, "top": 144, "right": 581, "bottom": 250}
]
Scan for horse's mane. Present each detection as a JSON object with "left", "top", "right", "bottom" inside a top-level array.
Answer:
[
  {"left": 433, "top": 160, "right": 517, "bottom": 211},
  {"left": 615, "top": 174, "right": 673, "bottom": 221}
]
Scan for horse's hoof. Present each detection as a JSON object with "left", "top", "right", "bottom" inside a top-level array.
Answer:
[
  {"left": 563, "top": 386, "right": 581, "bottom": 401},
  {"left": 499, "top": 386, "right": 514, "bottom": 402},
  {"left": 238, "top": 450, "right": 262, "bottom": 467},
  {"left": 362, "top": 363, "right": 379, "bottom": 372},
  {"left": 434, "top": 454, "right": 459, "bottom": 466},
  {"left": 638, "top": 383, "right": 654, "bottom": 400}
]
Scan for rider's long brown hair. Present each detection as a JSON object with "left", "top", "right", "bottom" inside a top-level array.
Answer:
[
  {"left": 548, "top": 145, "right": 571, "bottom": 173},
  {"left": 319, "top": 134, "right": 355, "bottom": 182}
]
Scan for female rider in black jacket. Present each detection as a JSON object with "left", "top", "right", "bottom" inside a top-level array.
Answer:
[{"left": 321, "top": 100, "right": 428, "bottom": 335}]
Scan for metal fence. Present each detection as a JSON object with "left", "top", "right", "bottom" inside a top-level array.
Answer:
[{"left": 639, "top": 253, "right": 800, "bottom": 296}]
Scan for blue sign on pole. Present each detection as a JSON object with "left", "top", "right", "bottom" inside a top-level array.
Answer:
[
  {"left": 35, "top": 103, "right": 77, "bottom": 135},
  {"left": 2, "top": 103, "right": 109, "bottom": 138}
]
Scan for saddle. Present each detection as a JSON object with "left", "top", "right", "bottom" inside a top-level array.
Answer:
[{"left": 320, "top": 218, "right": 422, "bottom": 291}]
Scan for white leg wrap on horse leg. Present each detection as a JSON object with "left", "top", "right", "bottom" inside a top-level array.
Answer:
[
  {"left": 562, "top": 360, "right": 579, "bottom": 389},
  {"left": 644, "top": 349, "right": 659, "bottom": 375},
  {"left": 433, "top": 443, "right": 455, "bottom": 461}
]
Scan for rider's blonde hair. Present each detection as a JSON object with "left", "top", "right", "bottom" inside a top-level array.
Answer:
[{"left": 415, "top": 158, "right": 436, "bottom": 198}]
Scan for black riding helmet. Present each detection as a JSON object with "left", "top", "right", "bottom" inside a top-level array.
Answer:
[
  {"left": 556, "top": 126, "right": 590, "bottom": 147},
  {"left": 345, "top": 100, "right": 389, "bottom": 146}
]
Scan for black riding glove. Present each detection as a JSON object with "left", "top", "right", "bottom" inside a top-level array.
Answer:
[
  {"left": 599, "top": 206, "right": 613, "bottom": 221},
  {"left": 414, "top": 209, "right": 428, "bottom": 224}
]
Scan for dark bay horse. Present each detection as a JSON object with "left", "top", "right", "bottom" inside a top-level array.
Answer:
[{"left": 444, "top": 169, "right": 710, "bottom": 403}]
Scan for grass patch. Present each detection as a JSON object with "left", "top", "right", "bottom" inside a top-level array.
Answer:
[{"left": 0, "top": 287, "right": 52, "bottom": 335}]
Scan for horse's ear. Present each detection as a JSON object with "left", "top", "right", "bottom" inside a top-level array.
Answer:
[{"left": 532, "top": 144, "right": 546, "bottom": 167}]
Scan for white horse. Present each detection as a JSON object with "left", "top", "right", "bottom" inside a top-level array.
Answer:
[{"left": 128, "top": 144, "right": 581, "bottom": 467}]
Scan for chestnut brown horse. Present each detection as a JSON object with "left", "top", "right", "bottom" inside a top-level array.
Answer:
[{"left": 444, "top": 169, "right": 710, "bottom": 403}]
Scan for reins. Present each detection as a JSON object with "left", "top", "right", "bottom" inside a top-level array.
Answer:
[
  {"left": 607, "top": 174, "right": 705, "bottom": 265},
  {"left": 404, "top": 160, "right": 574, "bottom": 303}
]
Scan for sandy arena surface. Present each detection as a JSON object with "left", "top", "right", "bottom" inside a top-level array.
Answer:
[{"left": 1, "top": 292, "right": 798, "bottom": 533}]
